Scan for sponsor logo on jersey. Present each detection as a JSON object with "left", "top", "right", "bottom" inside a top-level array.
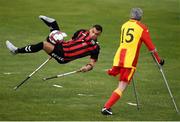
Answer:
[{"left": 51, "top": 53, "right": 64, "bottom": 61}]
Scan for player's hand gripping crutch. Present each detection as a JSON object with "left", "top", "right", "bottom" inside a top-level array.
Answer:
[
  {"left": 43, "top": 70, "right": 81, "bottom": 81},
  {"left": 14, "top": 57, "right": 52, "bottom": 90},
  {"left": 151, "top": 53, "right": 179, "bottom": 113}
]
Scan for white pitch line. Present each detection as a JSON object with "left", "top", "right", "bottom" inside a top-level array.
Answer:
[
  {"left": 53, "top": 84, "right": 63, "bottom": 88},
  {"left": 3, "top": 72, "right": 21, "bottom": 75},
  {"left": 3, "top": 72, "right": 12, "bottom": 75},
  {"left": 127, "top": 102, "right": 138, "bottom": 106},
  {"left": 77, "top": 93, "right": 94, "bottom": 97}
]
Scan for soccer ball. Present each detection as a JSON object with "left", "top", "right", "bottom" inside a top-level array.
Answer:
[{"left": 49, "top": 30, "right": 67, "bottom": 44}]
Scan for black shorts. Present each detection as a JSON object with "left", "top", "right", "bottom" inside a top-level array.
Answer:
[{"left": 49, "top": 43, "right": 67, "bottom": 64}]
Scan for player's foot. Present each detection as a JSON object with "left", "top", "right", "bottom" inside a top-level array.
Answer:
[
  {"left": 6, "top": 40, "right": 18, "bottom": 55},
  {"left": 39, "top": 15, "right": 55, "bottom": 23},
  {"left": 39, "top": 15, "right": 60, "bottom": 31},
  {"left": 101, "top": 107, "right": 113, "bottom": 115}
]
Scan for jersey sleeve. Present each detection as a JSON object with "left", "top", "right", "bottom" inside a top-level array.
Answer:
[
  {"left": 71, "top": 29, "right": 86, "bottom": 40},
  {"left": 141, "top": 28, "right": 161, "bottom": 62},
  {"left": 90, "top": 45, "right": 100, "bottom": 62}
]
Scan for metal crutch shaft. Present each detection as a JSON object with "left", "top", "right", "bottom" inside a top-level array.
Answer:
[
  {"left": 132, "top": 78, "right": 140, "bottom": 110},
  {"left": 151, "top": 53, "right": 179, "bottom": 113},
  {"left": 14, "top": 57, "right": 52, "bottom": 90},
  {"left": 43, "top": 70, "right": 81, "bottom": 81}
]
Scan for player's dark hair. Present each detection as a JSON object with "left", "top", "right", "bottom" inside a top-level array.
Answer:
[{"left": 93, "top": 24, "right": 103, "bottom": 32}]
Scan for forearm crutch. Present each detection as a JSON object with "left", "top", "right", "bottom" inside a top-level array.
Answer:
[
  {"left": 151, "top": 53, "right": 179, "bottom": 113},
  {"left": 43, "top": 70, "right": 81, "bottom": 81},
  {"left": 132, "top": 78, "right": 140, "bottom": 110},
  {"left": 14, "top": 57, "right": 52, "bottom": 90}
]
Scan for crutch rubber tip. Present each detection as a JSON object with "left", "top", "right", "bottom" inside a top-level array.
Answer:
[
  {"left": 13, "top": 86, "right": 18, "bottom": 90},
  {"left": 42, "top": 78, "right": 47, "bottom": 81}
]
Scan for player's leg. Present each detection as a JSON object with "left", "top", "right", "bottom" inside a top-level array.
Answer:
[
  {"left": 39, "top": 15, "right": 60, "bottom": 31},
  {"left": 43, "top": 41, "right": 54, "bottom": 54},
  {"left": 101, "top": 68, "right": 135, "bottom": 115},
  {"left": 17, "top": 42, "right": 44, "bottom": 53},
  {"left": 6, "top": 29, "right": 66, "bottom": 55},
  {"left": 6, "top": 40, "right": 54, "bottom": 54},
  {"left": 6, "top": 39, "right": 65, "bottom": 64},
  {"left": 6, "top": 40, "right": 44, "bottom": 54},
  {"left": 101, "top": 81, "right": 128, "bottom": 115}
]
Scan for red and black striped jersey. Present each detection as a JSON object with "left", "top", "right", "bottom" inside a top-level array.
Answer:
[{"left": 60, "top": 29, "right": 100, "bottom": 63}]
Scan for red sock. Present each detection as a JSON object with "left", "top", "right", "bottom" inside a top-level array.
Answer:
[{"left": 104, "top": 88, "right": 122, "bottom": 109}]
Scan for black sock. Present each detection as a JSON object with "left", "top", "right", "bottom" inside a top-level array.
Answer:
[
  {"left": 42, "top": 19, "right": 60, "bottom": 32},
  {"left": 50, "top": 21, "right": 60, "bottom": 32},
  {"left": 17, "top": 42, "right": 43, "bottom": 53}
]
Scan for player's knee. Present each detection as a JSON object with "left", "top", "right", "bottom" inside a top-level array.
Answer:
[
  {"left": 43, "top": 41, "right": 54, "bottom": 54},
  {"left": 119, "top": 77, "right": 130, "bottom": 84}
]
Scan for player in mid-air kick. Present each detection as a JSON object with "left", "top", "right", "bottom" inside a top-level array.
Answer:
[{"left": 6, "top": 15, "right": 103, "bottom": 72}]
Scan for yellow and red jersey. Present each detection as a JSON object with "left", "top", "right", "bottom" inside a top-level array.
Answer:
[{"left": 113, "top": 19, "right": 160, "bottom": 69}]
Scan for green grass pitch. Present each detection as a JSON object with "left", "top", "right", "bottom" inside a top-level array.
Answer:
[{"left": 0, "top": 0, "right": 180, "bottom": 120}]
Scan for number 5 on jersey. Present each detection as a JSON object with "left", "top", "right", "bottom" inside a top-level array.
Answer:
[{"left": 121, "top": 28, "right": 134, "bottom": 43}]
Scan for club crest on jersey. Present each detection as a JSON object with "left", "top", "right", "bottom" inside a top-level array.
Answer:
[{"left": 91, "top": 40, "right": 96, "bottom": 45}]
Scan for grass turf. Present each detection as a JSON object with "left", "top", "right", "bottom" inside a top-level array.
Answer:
[{"left": 0, "top": 0, "right": 180, "bottom": 120}]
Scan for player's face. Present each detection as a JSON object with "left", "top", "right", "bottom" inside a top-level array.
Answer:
[{"left": 89, "top": 27, "right": 101, "bottom": 40}]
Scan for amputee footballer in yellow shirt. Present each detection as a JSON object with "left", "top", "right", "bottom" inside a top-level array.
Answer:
[{"left": 101, "top": 8, "right": 164, "bottom": 115}]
